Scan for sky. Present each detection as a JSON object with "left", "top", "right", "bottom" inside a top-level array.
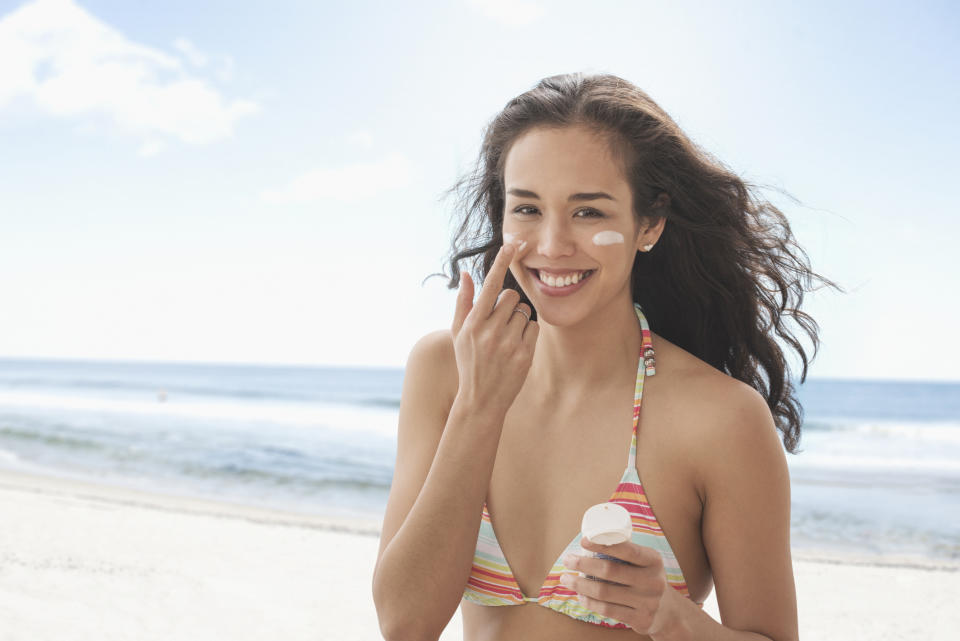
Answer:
[{"left": 0, "top": 0, "right": 958, "bottom": 381}]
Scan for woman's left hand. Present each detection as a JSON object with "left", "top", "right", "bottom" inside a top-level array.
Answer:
[{"left": 561, "top": 536, "right": 680, "bottom": 636}]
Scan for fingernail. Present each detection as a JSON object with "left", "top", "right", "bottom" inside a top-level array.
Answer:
[{"left": 518, "top": 240, "right": 527, "bottom": 251}]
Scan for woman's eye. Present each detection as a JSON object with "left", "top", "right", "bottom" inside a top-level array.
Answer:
[
  {"left": 512, "top": 206, "right": 604, "bottom": 218},
  {"left": 576, "top": 208, "right": 604, "bottom": 218}
]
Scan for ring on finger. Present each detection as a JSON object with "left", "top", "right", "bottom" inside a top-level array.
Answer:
[{"left": 511, "top": 306, "right": 530, "bottom": 322}]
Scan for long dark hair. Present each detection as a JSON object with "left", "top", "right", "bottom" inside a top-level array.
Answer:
[{"left": 425, "top": 72, "right": 843, "bottom": 455}]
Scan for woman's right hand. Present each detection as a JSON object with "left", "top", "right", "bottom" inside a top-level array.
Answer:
[{"left": 451, "top": 242, "right": 538, "bottom": 417}]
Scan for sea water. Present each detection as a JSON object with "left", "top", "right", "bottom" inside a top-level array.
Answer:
[{"left": 0, "top": 358, "right": 957, "bottom": 562}]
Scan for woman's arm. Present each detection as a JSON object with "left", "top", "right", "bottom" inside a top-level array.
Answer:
[
  {"left": 371, "top": 330, "right": 506, "bottom": 641},
  {"left": 663, "top": 382, "right": 799, "bottom": 641}
]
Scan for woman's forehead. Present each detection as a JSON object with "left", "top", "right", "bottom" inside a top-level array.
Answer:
[{"left": 504, "top": 127, "right": 629, "bottom": 200}]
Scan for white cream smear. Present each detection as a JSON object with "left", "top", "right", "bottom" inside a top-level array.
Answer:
[
  {"left": 503, "top": 232, "right": 527, "bottom": 251},
  {"left": 592, "top": 230, "right": 625, "bottom": 246}
]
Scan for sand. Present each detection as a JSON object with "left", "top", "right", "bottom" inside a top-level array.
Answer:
[{"left": 0, "top": 468, "right": 957, "bottom": 641}]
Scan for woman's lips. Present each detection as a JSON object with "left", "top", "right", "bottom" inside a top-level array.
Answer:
[{"left": 527, "top": 267, "right": 595, "bottom": 296}]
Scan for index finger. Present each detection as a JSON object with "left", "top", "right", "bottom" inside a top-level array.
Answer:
[
  {"left": 580, "top": 537, "right": 662, "bottom": 568},
  {"left": 473, "top": 243, "right": 517, "bottom": 317}
]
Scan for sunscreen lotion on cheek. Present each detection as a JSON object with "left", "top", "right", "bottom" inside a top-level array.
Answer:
[
  {"left": 592, "top": 230, "right": 625, "bottom": 246},
  {"left": 503, "top": 232, "right": 526, "bottom": 252}
]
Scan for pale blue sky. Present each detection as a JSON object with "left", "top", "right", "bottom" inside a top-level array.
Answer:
[{"left": 1, "top": 0, "right": 957, "bottom": 381}]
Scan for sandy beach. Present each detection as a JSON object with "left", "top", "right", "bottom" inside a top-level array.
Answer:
[{"left": 1, "top": 468, "right": 957, "bottom": 641}]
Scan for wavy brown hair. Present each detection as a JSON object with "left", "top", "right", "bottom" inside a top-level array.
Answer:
[{"left": 425, "top": 72, "right": 843, "bottom": 455}]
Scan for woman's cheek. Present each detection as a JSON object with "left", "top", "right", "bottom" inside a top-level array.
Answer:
[
  {"left": 503, "top": 231, "right": 528, "bottom": 253},
  {"left": 503, "top": 228, "right": 625, "bottom": 251}
]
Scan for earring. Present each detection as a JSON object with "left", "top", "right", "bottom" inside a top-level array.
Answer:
[{"left": 642, "top": 244, "right": 654, "bottom": 251}]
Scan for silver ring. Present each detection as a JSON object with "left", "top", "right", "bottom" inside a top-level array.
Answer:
[{"left": 512, "top": 306, "right": 530, "bottom": 322}]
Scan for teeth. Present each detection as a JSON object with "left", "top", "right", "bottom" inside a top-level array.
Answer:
[{"left": 538, "top": 270, "right": 591, "bottom": 287}]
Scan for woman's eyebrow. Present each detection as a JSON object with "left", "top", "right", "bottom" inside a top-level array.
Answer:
[{"left": 506, "top": 187, "right": 617, "bottom": 202}]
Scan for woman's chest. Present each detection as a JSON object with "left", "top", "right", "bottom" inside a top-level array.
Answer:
[{"left": 467, "top": 392, "right": 713, "bottom": 622}]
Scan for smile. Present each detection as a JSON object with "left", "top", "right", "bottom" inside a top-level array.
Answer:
[{"left": 527, "top": 267, "right": 596, "bottom": 295}]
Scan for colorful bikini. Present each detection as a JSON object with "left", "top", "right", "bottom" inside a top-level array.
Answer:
[{"left": 461, "top": 302, "right": 704, "bottom": 628}]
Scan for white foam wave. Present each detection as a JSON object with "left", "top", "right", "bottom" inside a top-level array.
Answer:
[
  {"left": 788, "top": 453, "right": 960, "bottom": 474},
  {"left": 0, "top": 391, "right": 399, "bottom": 438},
  {"left": 849, "top": 422, "right": 960, "bottom": 444}
]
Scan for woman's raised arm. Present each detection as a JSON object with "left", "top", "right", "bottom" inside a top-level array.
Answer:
[
  {"left": 372, "top": 242, "right": 538, "bottom": 641},
  {"left": 372, "top": 331, "right": 507, "bottom": 641}
]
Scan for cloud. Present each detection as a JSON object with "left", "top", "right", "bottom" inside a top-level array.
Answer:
[
  {"left": 137, "top": 140, "right": 165, "bottom": 157},
  {"left": 261, "top": 152, "right": 417, "bottom": 204},
  {"left": 466, "top": 0, "right": 545, "bottom": 27},
  {"left": 0, "top": 0, "right": 259, "bottom": 152},
  {"left": 172, "top": 37, "right": 208, "bottom": 67},
  {"left": 216, "top": 54, "right": 235, "bottom": 83},
  {"left": 346, "top": 129, "right": 374, "bottom": 149}
]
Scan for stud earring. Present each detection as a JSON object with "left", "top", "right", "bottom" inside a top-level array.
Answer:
[{"left": 642, "top": 244, "right": 654, "bottom": 252}]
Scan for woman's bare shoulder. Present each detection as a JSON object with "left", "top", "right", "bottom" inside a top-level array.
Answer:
[
  {"left": 652, "top": 330, "right": 773, "bottom": 455},
  {"left": 652, "top": 330, "right": 762, "bottom": 408},
  {"left": 407, "top": 328, "right": 460, "bottom": 410}
]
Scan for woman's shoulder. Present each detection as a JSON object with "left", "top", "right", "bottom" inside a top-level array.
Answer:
[
  {"left": 406, "top": 328, "right": 460, "bottom": 410},
  {"left": 653, "top": 331, "right": 775, "bottom": 451},
  {"left": 651, "top": 333, "right": 779, "bottom": 504},
  {"left": 653, "top": 330, "right": 765, "bottom": 406}
]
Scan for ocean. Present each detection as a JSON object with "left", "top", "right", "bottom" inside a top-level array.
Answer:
[{"left": 0, "top": 357, "right": 957, "bottom": 563}]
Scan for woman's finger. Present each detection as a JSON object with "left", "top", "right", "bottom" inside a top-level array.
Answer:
[
  {"left": 451, "top": 270, "right": 474, "bottom": 336},
  {"left": 507, "top": 302, "right": 532, "bottom": 332},
  {"left": 490, "top": 287, "right": 522, "bottom": 325},
  {"left": 522, "top": 317, "right": 539, "bottom": 346},
  {"left": 567, "top": 553, "right": 635, "bottom": 586},
  {"left": 473, "top": 243, "right": 516, "bottom": 320},
  {"left": 580, "top": 538, "right": 664, "bottom": 569}
]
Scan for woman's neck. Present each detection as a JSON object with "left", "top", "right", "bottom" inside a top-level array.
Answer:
[{"left": 525, "top": 297, "right": 643, "bottom": 401}]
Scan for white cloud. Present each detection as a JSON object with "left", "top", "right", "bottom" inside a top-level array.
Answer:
[
  {"left": 0, "top": 0, "right": 258, "bottom": 152},
  {"left": 346, "top": 129, "right": 374, "bottom": 149},
  {"left": 261, "top": 152, "right": 417, "bottom": 204},
  {"left": 137, "top": 139, "right": 165, "bottom": 157},
  {"left": 466, "top": 0, "right": 545, "bottom": 27},
  {"left": 216, "top": 53, "right": 235, "bottom": 83},
  {"left": 172, "top": 36, "right": 208, "bottom": 67}
]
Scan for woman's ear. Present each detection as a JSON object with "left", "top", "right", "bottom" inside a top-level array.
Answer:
[
  {"left": 635, "top": 192, "right": 669, "bottom": 252},
  {"left": 653, "top": 191, "right": 671, "bottom": 209}
]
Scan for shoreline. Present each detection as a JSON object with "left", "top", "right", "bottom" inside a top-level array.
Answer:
[
  {"left": 2, "top": 467, "right": 958, "bottom": 640},
  {"left": 0, "top": 466, "right": 384, "bottom": 536},
  {"left": 3, "top": 466, "right": 955, "bottom": 572}
]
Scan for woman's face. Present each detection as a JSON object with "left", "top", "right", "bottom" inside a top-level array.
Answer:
[{"left": 502, "top": 125, "right": 657, "bottom": 321}]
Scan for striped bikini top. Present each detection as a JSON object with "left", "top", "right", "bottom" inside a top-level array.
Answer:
[{"left": 461, "top": 303, "right": 704, "bottom": 628}]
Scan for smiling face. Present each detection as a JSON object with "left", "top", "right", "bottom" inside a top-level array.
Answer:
[{"left": 502, "top": 124, "right": 662, "bottom": 321}]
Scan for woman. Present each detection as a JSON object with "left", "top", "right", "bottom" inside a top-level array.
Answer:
[{"left": 373, "top": 72, "right": 837, "bottom": 641}]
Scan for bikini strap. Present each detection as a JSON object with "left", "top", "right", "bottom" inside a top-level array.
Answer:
[{"left": 628, "top": 303, "right": 653, "bottom": 470}]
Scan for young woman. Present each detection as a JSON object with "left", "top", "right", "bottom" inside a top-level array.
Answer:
[{"left": 373, "top": 72, "right": 836, "bottom": 641}]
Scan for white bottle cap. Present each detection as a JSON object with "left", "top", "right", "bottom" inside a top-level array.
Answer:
[{"left": 581, "top": 502, "right": 632, "bottom": 545}]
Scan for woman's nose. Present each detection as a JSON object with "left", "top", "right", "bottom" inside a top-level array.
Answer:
[{"left": 535, "top": 215, "right": 576, "bottom": 258}]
